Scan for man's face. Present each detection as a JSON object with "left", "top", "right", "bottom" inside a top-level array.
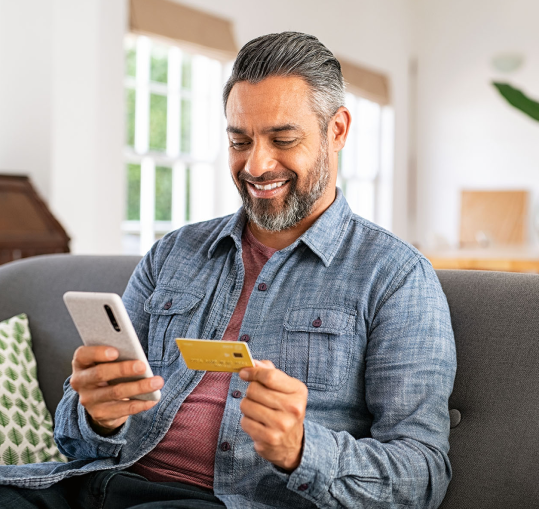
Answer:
[{"left": 226, "top": 76, "right": 336, "bottom": 232}]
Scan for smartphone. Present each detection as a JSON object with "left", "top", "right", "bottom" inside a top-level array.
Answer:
[
  {"left": 63, "top": 291, "right": 161, "bottom": 401},
  {"left": 176, "top": 338, "right": 255, "bottom": 372}
]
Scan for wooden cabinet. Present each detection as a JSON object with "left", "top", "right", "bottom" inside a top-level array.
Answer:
[{"left": 0, "top": 175, "right": 70, "bottom": 265}]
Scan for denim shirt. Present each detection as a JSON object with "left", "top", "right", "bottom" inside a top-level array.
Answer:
[{"left": 0, "top": 189, "right": 456, "bottom": 509}]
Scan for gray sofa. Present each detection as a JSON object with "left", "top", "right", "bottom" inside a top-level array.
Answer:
[{"left": 0, "top": 254, "right": 537, "bottom": 508}]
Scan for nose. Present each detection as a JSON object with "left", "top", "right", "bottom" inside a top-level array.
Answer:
[{"left": 244, "top": 142, "right": 277, "bottom": 178}]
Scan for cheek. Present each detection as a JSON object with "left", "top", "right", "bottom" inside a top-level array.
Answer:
[{"left": 229, "top": 150, "right": 246, "bottom": 174}]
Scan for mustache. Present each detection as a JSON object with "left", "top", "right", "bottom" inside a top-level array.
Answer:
[{"left": 237, "top": 169, "right": 296, "bottom": 184}]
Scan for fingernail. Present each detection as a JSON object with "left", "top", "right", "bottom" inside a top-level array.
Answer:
[
  {"left": 133, "top": 361, "right": 145, "bottom": 373},
  {"left": 105, "top": 348, "right": 117, "bottom": 359},
  {"left": 150, "top": 378, "right": 162, "bottom": 389}
]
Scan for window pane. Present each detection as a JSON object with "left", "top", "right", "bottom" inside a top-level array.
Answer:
[
  {"left": 150, "top": 44, "right": 168, "bottom": 84},
  {"left": 155, "top": 166, "right": 172, "bottom": 221},
  {"left": 126, "top": 163, "right": 141, "bottom": 220},
  {"left": 180, "top": 98, "right": 191, "bottom": 153},
  {"left": 126, "top": 88, "right": 136, "bottom": 147},
  {"left": 126, "top": 49, "right": 136, "bottom": 78},
  {"left": 185, "top": 166, "right": 191, "bottom": 222},
  {"left": 149, "top": 93, "right": 167, "bottom": 151},
  {"left": 181, "top": 55, "right": 192, "bottom": 90},
  {"left": 125, "top": 38, "right": 136, "bottom": 77}
]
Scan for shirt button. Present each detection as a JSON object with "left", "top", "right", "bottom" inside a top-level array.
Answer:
[
  {"left": 312, "top": 318, "right": 322, "bottom": 328},
  {"left": 298, "top": 483, "right": 309, "bottom": 491},
  {"left": 220, "top": 441, "right": 231, "bottom": 452},
  {"left": 240, "top": 334, "right": 250, "bottom": 342},
  {"left": 232, "top": 390, "right": 242, "bottom": 398},
  {"left": 258, "top": 282, "right": 268, "bottom": 291},
  {"left": 163, "top": 301, "right": 172, "bottom": 310}
]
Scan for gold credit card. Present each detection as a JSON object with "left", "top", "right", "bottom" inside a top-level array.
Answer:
[{"left": 175, "top": 338, "right": 255, "bottom": 372}]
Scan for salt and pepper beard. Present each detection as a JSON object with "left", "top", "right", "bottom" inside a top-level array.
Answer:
[{"left": 235, "top": 140, "right": 330, "bottom": 232}]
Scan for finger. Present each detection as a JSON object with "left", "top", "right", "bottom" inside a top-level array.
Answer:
[
  {"left": 240, "top": 415, "right": 278, "bottom": 448},
  {"left": 76, "top": 359, "right": 148, "bottom": 387},
  {"left": 240, "top": 397, "right": 276, "bottom": 427},
  {"left": 80, "top": 376, "right": 164, "bottom": 406},
  {"left": 254, "top": 359, "right": 275, "bottom": 369},
  {"left": 73, "top": 346, "right": 118, "bottom": 369},
  {"left": 90, "top": 398, "right": 158, "bottom": 424},
  {"left": 239, "top": 366, "right": 297, "bottom": 393},
  {"left": 244, "top": 381, "right": 284, "bottom": 411}
]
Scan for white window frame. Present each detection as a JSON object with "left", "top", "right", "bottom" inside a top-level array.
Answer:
[
  {"left": 338, "top": 92, "right": 394, "bottom": 230},
  {"left": 123, "top": 34, "right": 238, "bottom": 255}
]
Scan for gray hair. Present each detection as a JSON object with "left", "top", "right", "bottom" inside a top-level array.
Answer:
[{"left": 223, "top": 32, "right": 345, "bottom": 133}]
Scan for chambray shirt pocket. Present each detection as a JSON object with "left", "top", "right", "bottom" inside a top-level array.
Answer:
[
  {"left": 144, "top": 287, "right": 204, "bottom": 367},
  {"left": 282, "top": 306, "right": 357, "bottom": 391}
]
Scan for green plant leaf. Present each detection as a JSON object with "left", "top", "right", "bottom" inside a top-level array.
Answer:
[
  {"left": 30, "top": 403, "right": 40, "bottom": 416},
  {"left": 13, "top": 322, "right": 25, "bottom": 344},
  {"left": 42, "top": 433, "right": 53, "bottom": 449},
  {"left": 19, "top": 383, "right": 29, "bottom": 399},
  {"left": 493, "top": 82, "right": 539, "bottom": 122},
  {"left": 25, "top": 429, "right": 40, "bottom": 447},
  {"left": 21, "top": 366, "right": 31, "bottom": 383},
  {"left": 13, "top": 411, "right": 27, "bottom": 428},
  {"left": 32, "top": 387, "right": 43, "bottom": 403},
  {"left": 8, "top": 427, "right": 23, "bottom": 446},
  {"left": 42, "top": 422, "right": 53, "bottom": 432},
  {"left": 21, "top": 446, "right": 36, "bottom": 465},
  {"left": 8, "top": 352, "right": 19, "bottom": 366},
  {"left": 0, "top": 410, "right": 9, "bottom": 427},
  {"left": 5, "top": 366, "right": 19, "bottom": 381},
  {"left": 0, "top": 329, "right": 8, "bottom": 338},
  {"left": 23, "top": 347, "right": 32, "bottom": 363},
  {"left": 0, "top": 353, "right": 5, "bottom": 364},
  {"left": 3, "top": 379, "right": 16, "bottom": 394},
  {"left": 10, "top": 342, "right": 20, "bottom": 355},
  {"left": 0, "top": 430, "right": 5, "bottom": 445},
  {"left": 29, "top": 365, "right": 37, "bottom": 380},
  {"left": 15, "top": 398, "right": 28, "bottom": 412},
  {"left": 29, "top": 415, "right": 40, "bottom": 431},
  {"left": 0, "top": 337, "right": 7, "bottom": 349},
  {"left": 38, "top": 449, "right": 52, "bottom": 463},
  {"left": 3, "top": 446, "right": 19, "bottom": 465},
  {"left": 51, "top": 451, "right": 67, "bottom": 463},
  {"left": 0, "top": 394, "right": 13, "bottom": 410}
]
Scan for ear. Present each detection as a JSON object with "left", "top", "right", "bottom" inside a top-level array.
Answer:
[{"left": 328, "top": 106, "right": 351, "bottom": 152}]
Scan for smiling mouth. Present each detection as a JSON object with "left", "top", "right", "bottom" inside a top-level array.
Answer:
[{"left": 251, "top": 181, "right": 287, "bottom": 191}]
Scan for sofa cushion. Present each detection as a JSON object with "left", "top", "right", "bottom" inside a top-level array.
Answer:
[{"left": 0, "top": 314, "right": 67, "bottom": 465}]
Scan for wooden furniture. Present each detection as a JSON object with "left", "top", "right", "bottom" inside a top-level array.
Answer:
[
  {"left": 460, "top": 190, "right": 528, "bottom": 247},
  {"left": 425, "top": 247, "right": 539, "bottom": 273},
  {"left": 0, "top": 175, "right": 70, "bottom": 265}
]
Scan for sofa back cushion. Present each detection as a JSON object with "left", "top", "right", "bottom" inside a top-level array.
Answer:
[
  {"left": 437, "top": 269, "right": 539, "bottom": 508},
  {"left": 0, "top": 254, "right": 141, "bottom": 414}
]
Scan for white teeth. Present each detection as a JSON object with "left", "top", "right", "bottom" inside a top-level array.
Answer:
[{"left": 253, "top": 181, "right": 286, "bottom": 191}]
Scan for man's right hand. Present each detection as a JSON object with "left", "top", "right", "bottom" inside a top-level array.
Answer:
[{"left": 69, "top": 346, "right": 164, "bottom": 436}]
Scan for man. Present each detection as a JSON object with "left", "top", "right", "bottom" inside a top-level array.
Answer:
[{"left": 0, "top": 32, "right": 456, "bottom": 508}]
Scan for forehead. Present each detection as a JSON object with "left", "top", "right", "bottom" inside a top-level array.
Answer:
[{"left": 225, "top": 76, "right": 318, "bottom": 131}]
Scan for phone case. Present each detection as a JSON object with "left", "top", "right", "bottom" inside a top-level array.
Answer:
[{"left": 63, "top": 291, "right": 160, "bottom": 401}]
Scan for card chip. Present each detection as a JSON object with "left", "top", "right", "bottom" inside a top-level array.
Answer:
[{"left": 233, "top": 352, "right": 243, "bottom": 358}]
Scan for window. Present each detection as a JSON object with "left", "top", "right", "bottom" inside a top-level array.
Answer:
[
  {"left": 123, "top": 34, "right": 237, "bottom": 255},
  {"left": 338, "top": 93, "right": 394, "bottom": 230}
]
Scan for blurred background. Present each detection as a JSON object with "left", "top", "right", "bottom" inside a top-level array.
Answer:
[{"left": 1, "top": 0, "right": 539, "bottom": 271}]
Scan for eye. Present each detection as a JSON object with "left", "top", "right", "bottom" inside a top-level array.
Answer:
[
  {"left": 274, "top": 139, "right": 296, "bottom": 147},
  {"left": 229, "top": 140, "right": 251, "bottom": 150}
]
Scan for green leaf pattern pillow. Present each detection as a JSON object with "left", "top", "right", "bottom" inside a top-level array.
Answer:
[{"left": 0, "top": 314, "right": 67, "bottom": 465}]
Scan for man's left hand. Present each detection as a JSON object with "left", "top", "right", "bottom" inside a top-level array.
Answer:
[{"left": 239, "top": 360, "right": 308, "bottom": 472}]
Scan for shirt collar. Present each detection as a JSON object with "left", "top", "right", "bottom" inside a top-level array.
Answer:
[{"left": 208, "top": 188, "right": 353, "bottom": 268}]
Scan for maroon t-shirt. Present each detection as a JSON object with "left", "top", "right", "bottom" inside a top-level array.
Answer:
[{"left": 130, "top": 225, "right": 276, "bottom": 488}]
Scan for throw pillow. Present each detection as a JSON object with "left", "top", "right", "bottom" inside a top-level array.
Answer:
[{"left": 0, "top": 313, "right": 67, "bottom": 465}]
